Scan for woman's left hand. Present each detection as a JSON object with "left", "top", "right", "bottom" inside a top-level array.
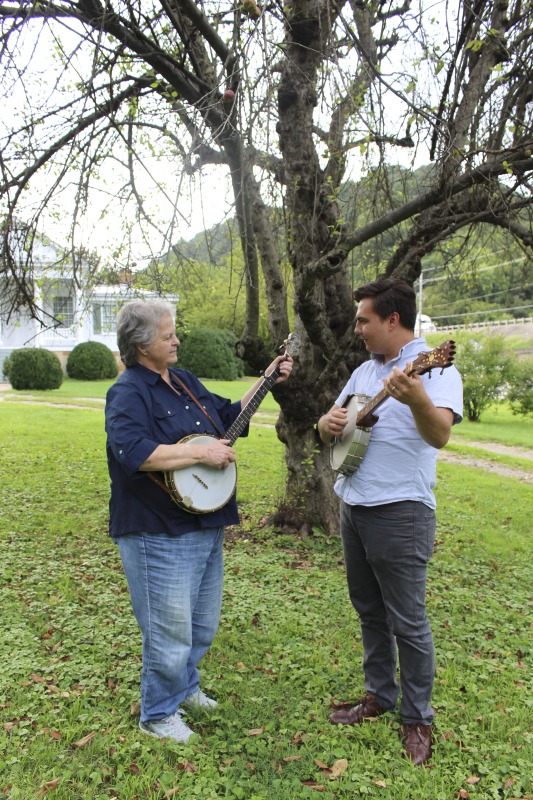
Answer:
[{"left": 267, "top": 354, "right": 293, "bottom": 383}]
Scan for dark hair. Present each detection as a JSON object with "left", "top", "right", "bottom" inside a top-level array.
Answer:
[
  {"left": 353, "top": 277, "right": 416, "bottom": 331},
  {"left": 116, "top": 299, "right": 175, "bottom": 367}
]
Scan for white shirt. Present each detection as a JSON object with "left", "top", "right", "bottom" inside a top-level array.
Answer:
[{"left": 334, "top": 337, "right": 463, "bottom": 510}]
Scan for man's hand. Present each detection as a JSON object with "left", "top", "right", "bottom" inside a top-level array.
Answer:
[
  {"left": 384, "top": 366, "right": 454, "bottom": 448},
  {"left": 317, "top": 405, "right": 348, "bottom": 445}
]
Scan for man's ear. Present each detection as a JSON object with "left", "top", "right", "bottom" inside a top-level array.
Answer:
[{"left": 388, "top": 311, "right": 400, "bottom": 329}]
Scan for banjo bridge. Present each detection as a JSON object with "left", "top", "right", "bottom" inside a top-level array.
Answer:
[{"left": 192, "top": 473, "right": 209, "bottom": 489}]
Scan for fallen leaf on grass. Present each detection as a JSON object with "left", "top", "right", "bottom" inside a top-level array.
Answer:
[
  {"left": 301, "top": 779, "right": 326, "bottom": 791},
  {"left": 74, "top": 731, "right": 96, "bottom": 748},
  {"left": 248, "top": 728, "right": 264, "bottom": 736},
  {"left": 41, "top": 728, "right": 61, "bottom": 741},
  {"left": 457, "top": 790, "right": 469, "bottom": 799},
  {"left": 507, "top": 795, "right": 533, "bottom": 799},
  {"left": 283, "top": 755, "right": 302, "bottom": 762},
  {"left": 465, "top": 775, "right": 481, "bottom": 785},
  {"left": 373, "top": 780, "right": 387, "bottom": 788},
  {"left": 163, "top": 788, "right": 180, "bottom": 798},
  {"left": 314, "top": 759, "right": 329, "bottom": 770},
  {"left": 330, "top": 759, "right": 348, "bottom": 779},
  {"left": 37, "top": 779, "right": 60, "bottom": 796},
  {"left": 503, "top": 778, "right": 516, "bottom": 790},
  {"left": 177, "top": 760, "right": 196, "bottom": 773}
]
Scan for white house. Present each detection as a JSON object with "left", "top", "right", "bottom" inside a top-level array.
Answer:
[{"left": 0, "top": 227, "right": 178, "bottom": 376}]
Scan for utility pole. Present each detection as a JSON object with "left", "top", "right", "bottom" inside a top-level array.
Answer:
[{"left": 417, "top": 271, "right": 423, "bottom": 336}]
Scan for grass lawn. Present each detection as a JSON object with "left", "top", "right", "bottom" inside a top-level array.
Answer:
[
  {"left": 0, "top": 398, "right": 531, "bottom": 800},
  {"left": 0, "top": 376, "right": 282, "bottom": 420}
]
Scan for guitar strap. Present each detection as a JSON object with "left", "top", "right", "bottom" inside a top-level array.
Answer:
[
  {"left": 169, "top": 372, "right": 225, "bottom": 437},
  {"left": 145, "top": 371, "right": 225, "bottom": 502}
]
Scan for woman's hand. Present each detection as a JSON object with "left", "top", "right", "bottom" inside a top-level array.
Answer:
[
  {"left": 202, "top": 439, "right": 237, "bottom": 469},
  {"left": 265, "top": 354, "right": 293, "bottom": 383}
]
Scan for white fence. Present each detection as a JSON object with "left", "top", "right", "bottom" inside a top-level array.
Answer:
[{"left": 436, "top": 316, "right": 532, "bottom": 333}]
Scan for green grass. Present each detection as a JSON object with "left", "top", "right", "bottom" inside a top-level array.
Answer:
[
  {"left": 450, "top": 403, "right": 533, "bottom": 449},
  {"left": 1, "top": 375, "right": 282, "bottom": 417},
  {"left": 0, "top": 402, "right": 532, "bottom": 799}
]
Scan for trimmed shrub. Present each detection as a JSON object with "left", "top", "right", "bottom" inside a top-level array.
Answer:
[
  {"left": 66, "top": 341, "right": 118, "bottom": 381},
  {"left": 453, "top": 332, "right": 515, "bottom": 421},
  {"left": 7, "top": 348, "right": 63, "bottom": 390},
  {"left": 507, "top": 357, "right": 533, "bottom": 417},
  {"left": 177, "top": 328, "right": 245, "bottom": 380},
  {"left": 2, "top": 355, "right": 11, "bottom": 381}
]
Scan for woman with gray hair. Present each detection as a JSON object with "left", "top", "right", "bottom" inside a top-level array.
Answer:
[{"left": 105, "top": 299, "right": 293, "bottom": 743}]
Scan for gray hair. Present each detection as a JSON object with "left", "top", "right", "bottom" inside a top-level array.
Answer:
[{"left": 116, "top": 299, "right": 176, "bottom": 367}]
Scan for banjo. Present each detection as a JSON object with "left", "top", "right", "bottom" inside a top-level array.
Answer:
[
  {"left": 330, "top": 340, "right": 456, "bottom": 477},
  {"left": 162, "top": 334, "right": 300, "bottom": 513}
]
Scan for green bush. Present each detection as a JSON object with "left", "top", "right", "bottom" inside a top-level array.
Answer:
[
  {"left": 177, "top": 327, "right": 245, "bottom": 380},
  {"left": 453, "top": 333, "right": 515, "bottom": 421},
  {"left": 507, "top": 357, "right": 533, "bottom": 417},
  {"left": 66, "top": 341, "right": 118, "bottom": 381},
  {"left": 2, "top": 355, "right": 11, "bottom": 380},
  {"left": 6, "top": 348, "right": 63, "bottom": 390}
]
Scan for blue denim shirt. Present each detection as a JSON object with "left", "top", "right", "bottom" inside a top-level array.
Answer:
[
  {"left": 105, "top": 364, "right": 247, "bottom": 537},
  {"left": 334, "top": 338, "right": 463, "bottom": 510}
]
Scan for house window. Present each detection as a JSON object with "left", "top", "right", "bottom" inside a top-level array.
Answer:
[
  {"left": 93, "top": 302, "right": 117, "bottom": 334},
  {"left": 53, "top": 296, "right": 74, "bottom": 328}
]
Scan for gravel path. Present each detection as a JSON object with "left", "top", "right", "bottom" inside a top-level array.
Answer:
[{"left": 439, "top": 441, "right": 533, "bottom": 483}]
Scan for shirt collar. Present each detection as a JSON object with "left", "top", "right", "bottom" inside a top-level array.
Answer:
[
  {"left": 371, "top": 336, "right": 427, "bottom": 365},
  {"left": 128, "top": 362, "right": 165, "bottom": 386}
]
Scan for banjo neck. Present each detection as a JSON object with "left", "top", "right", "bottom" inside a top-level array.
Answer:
[
  {"left": 352, "top": 340, "right": 457, "bottom": 429},
  {"left": 355, "top": 386, "right": 389, "bottom": 428},
  {"left": 224, "top": 366, "right": 281, "bottom": 445}
]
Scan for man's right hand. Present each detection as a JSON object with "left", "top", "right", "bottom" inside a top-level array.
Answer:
[{"left": 317, "top": 405, "right": 348, "bottom": 444}]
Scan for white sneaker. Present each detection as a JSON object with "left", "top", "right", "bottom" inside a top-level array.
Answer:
[
  {"left": 182, "top": 689, "right": 218, "bottom": 711},
  {"left": 139, "top": 710, "right": 195, "bottom": 743}
]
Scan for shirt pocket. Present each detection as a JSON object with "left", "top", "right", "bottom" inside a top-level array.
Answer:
[{"left": 152, "top": 400, "right": 185, "bottom": 443}]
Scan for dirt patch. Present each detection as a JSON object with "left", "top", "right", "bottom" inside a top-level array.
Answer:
[
  {"left": 463, "top": 441, "right": 533, "bottom": 461},
  {"left": 438, "top": 447, "right": 533, "bottom": 483}
]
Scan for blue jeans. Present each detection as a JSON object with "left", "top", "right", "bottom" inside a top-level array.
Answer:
[
  {"left": 116, "top": 527, "right": 224, "bottom": 723},
  {"left": 340, "top": 501, "right": 436, "bottom": 725}
]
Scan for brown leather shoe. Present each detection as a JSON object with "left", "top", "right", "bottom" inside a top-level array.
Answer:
[
  {"left": 400, "top": 722, "right": 433, "bottom": 765},
  {"left": 329, "top": 694, "right": 385, "bottom": 726}
]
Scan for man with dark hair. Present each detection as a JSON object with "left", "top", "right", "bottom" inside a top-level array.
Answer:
[{"left": 317, "top": 277, "right": 463, "bottom": 765}]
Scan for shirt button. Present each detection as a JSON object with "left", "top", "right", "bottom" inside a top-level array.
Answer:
[
  {"left": 168, "top": 410, "right": 171, "bottom": 415},
  {"left": 196, "top": 421, "right": 201, "bottom": 426},
  {"left": 185, "top": 405, "right": 189, "bottom": 410}
]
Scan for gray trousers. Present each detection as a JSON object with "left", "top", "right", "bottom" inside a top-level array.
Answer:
[{"left": 340, "top": 500, "right": 436, "bottom": 725}]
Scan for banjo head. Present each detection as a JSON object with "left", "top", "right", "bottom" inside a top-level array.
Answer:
[
  {"left": 164, "top": 434, "right": 237, "bottom": 513},
  {"left": 330, "top": 394, "right": 372, "bottom": 475}
]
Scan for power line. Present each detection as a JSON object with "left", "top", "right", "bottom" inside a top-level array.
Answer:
[
  {"left": 416, "top": 256, "right": 526, "bottom": 286},
  {"left": 429, "top": 282, "right": 533, "bottom": 312},
  {"left": 414, "top": 247, "right": 514, "bottom": 277},
  {"left": 432, "top": 303, "right": 533, "bottom": 320}
]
